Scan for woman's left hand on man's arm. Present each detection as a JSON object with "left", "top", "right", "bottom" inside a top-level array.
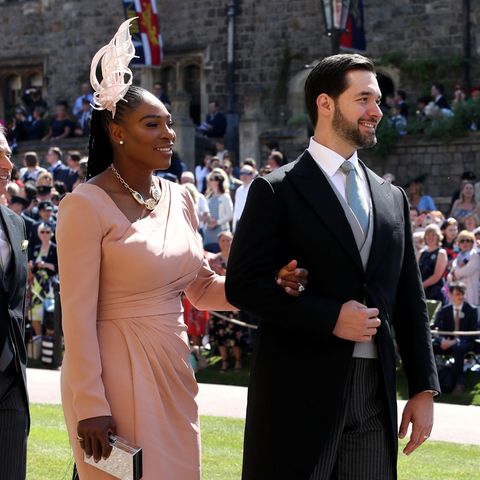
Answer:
[{"left": 276, "top": 259, "right": 308, "bottom": 297}]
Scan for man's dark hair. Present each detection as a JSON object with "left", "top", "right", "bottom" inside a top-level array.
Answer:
[
  {"left": 24, "top": 151, "right": 39, "bottom": 167},
  {"left": 432, "top": 83, "right": 445, "bottom": 94},
  {"left": 54, "top": 180, "right": 67, "bottom": 195},
  {"left": 449, "top": 281, "right": 467, "bottom": 295},
  {"left": 304, "top": 54, "right": 375, "bottom": 128},
  {"left": 67, "top": 150, "right": 82, "bottom": 163},
  {"left": 396, "top": 90, "right": 407, "bottom": 100},
  {"left": 269, "top": 151, "right": 284, "bottom": 167}
]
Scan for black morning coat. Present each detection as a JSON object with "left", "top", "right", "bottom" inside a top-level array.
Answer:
[
  {"left": 0, "top": 205, "right": 29, "bottom": 415},
  {"left": 225, "top": 151, "right": 440, "bottom": 480}
]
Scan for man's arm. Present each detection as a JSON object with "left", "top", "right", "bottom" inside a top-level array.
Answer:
[
  {"left": 225, "top": 176, "right": 342, "bottom": 337},
  {"left": 393, "top": 187, "right": 439, "bottom": 454}
]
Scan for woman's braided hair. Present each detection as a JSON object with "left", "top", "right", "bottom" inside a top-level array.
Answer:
[{"left": 86, "top": 85, "right": 145, "bottom": 179}]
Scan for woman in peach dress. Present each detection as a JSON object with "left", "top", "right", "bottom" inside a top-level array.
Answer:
[{"left": 57, "top": 21, "right": 306, "bottom": 480}]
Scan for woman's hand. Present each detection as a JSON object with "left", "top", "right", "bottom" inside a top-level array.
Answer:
[
  {"left": 276, "top": 260, "right": 308, "bottom": 297},
  {"left": 77, "top": 415, "right": 117, "bottom": 462}
]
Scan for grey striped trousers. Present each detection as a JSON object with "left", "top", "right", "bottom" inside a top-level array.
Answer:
[
  {"left": 309, "top": 358, "right": 394, "bottom": 480},
  {"left": 0, "top": 376, "right": 28, "bottom": 480}
]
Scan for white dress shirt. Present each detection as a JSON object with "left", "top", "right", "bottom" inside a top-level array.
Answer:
[
  {"left": 233, "top": 181, "right": 253, "bottom": 232},
  {"left": 307, "top": 137, "right": 372, "bottom": 212}
]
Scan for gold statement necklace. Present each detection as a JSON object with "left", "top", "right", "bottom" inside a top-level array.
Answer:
[{"left": 109, "top": 164, "right": 160, "bottom": 211}]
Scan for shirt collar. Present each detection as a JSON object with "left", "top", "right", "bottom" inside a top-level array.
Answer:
[{"left": 308, "top": 137, "right": 358, "bottom": 178}]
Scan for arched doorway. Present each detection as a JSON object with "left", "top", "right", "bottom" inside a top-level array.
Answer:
[{"left": 377, "top": 72, "right": 395, "bottom": 112}]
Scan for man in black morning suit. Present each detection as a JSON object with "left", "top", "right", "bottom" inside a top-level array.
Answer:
[
  {"left": 0, "top": 127, "right": 29, "bottom": 479},
  {"left": 225, "top": 55, "right": 440, "bottom": 479}
]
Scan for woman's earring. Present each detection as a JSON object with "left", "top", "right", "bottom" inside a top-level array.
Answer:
[{"left": 119, "top": 140, "right": 124, "bottom": 145}]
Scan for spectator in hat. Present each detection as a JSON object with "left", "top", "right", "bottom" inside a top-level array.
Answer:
[
  {"left": 8, "top": 195, "right": 35, "bottom": 243},
  {"left": 31, "top": 201, "right": 56, "bottom": 249}
]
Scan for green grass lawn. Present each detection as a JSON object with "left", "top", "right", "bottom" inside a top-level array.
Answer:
[{"left": 28, "top": 404, "right": 480, "bottom": 480}]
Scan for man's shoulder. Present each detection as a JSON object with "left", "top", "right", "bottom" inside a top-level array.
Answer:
[
  {"left": 463, "top": 302, "right": 478, "bottom": 314},
  {"left": 263, "top": 151, "right": 308, "bottom": 184}
]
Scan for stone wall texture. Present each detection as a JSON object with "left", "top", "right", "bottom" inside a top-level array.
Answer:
[{"left": 1, "top": 0, "right": 480, "bottom": 178}]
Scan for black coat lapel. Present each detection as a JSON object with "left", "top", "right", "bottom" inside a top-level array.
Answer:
[
  {"left": 0, "top": 206, "right": 25, "bottom": 299},
  {"left": 286, "top": 151, "right": 363, "bottom": 272},
  {"left": 363, "top": 164, "right": 395, "bottom": 276}
]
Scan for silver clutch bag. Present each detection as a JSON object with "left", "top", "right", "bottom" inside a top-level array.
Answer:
[{"left": 83, "top": 434, "right": 142, "bottom": 480}]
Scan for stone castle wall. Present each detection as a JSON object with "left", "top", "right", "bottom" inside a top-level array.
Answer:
[{"left": 1, "top": 0, "right": 480, "bottom": 167}]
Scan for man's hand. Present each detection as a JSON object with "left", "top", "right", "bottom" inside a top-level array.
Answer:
[
  {"left": 77, "top": 415, "right": 117, "bottom": 462},
  {"left": 276, "top": 259, "right": 308, "bottom": 297},
  {"left": 399, "top": 391, "right": 434, "bottom": 455},
  {"left": 332, "top": 300, "right": 380, "bottom": 342}
]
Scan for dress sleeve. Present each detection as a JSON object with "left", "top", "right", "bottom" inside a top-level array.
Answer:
[
  {"left": 184, "top": 255, "right": 236, "bottom": 311},
  {"left": 56, "top": 191, "right": 111, "bottom": 421},
  {"left": 181, "top": 188, "right": 236, "bottom": 311}
]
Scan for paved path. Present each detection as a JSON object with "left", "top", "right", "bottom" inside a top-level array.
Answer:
[{"left": 27, "top": 368, "right": 480, "bottom": 446}]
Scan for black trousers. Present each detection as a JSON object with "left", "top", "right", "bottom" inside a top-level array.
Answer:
[
  {"left": 0, "top": 375, "right": 28, "bottom": 480},
  {"left": 309, "top": 358, "right": 395, "bottom": 480}
]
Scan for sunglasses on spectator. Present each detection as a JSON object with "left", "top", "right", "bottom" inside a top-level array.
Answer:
[
  {"left": 459, "top": 239, "right": 473, "bottom": 243},
  {"left": 240, "top": 171, "right": 253, "bottom": 175},
  {"left": 39, "top": 230, "right": 52, "bottom": 235}
]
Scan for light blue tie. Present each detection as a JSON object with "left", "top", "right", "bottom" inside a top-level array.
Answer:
[{"left": 340, "top": 161, "right": 369, "bottom": 236}]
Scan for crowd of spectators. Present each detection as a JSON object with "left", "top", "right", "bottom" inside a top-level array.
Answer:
[
  {"left": 0, "top": 146, "right": 87, "bottom": 345},
  {"left": 0, "top": 83, "right": 94, "bottom": 152},
  {"left": 383, "top": 82, "right": 480, "bottom": 136},
  {"left": 395, "top": 171, "right": 480, "bottom": 395},
  {"left": 1, "top": 79, "right": 478, "bottom": 379}
]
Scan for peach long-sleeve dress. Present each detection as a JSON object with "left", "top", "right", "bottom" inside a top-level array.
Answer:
[{"left": 56, "top": 179, "right": 233, "bottom": 480}]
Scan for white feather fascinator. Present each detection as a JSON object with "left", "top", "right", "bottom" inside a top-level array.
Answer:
[{"left": 90, "top": 18, "right": 138, "bottom": 118}]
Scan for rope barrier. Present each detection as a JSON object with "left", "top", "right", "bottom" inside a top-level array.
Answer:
[
  {"left": 431, "top": 330, "right": 480, "bottom": 337},
  {"left": 210, "top": 311, "right": 258, "bottom": 330}
]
